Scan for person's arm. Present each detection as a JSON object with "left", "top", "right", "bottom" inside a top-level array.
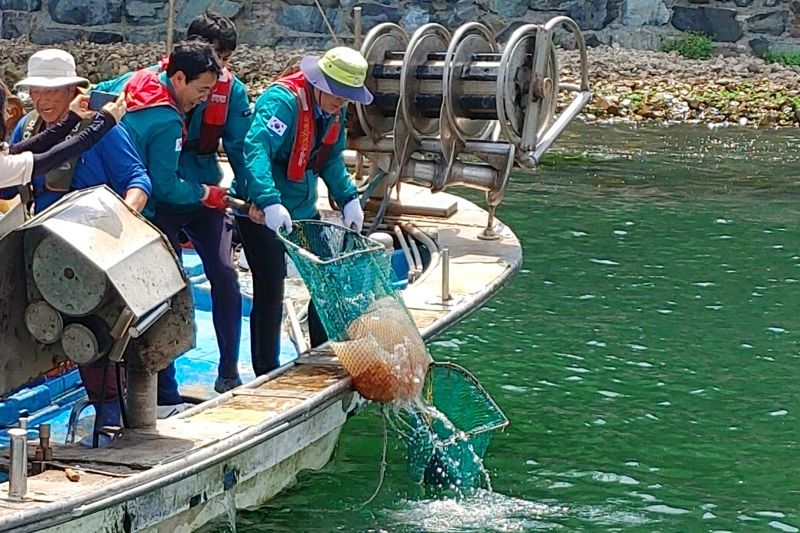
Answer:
[
  {"left": 92, "top": 125, "right": 151, "bottom": 213},
  {"left": 243, "top": 90, "right": 296, "bottom": 209},
  {"left": 0, "top": 120, "right": 29, "bottom": 199},
  {"left": 222, "top": 79, "right": 254, "bottom": 185},
  {"left": 0, "top": 148, "right": 34, "bottom": 188},
  {"left": 318, "top": 109, "right": 357, "bottom": 206},
  {"left": 20, "top": 112, "right": 118, "bottom": 178},
  {"left": 9, "top": 112, "right": 82, "bottom": 154}
]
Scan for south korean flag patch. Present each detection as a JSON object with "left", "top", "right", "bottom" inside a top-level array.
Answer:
[{"left": 267, "top": 116, "right": 288, "bottom": 137}]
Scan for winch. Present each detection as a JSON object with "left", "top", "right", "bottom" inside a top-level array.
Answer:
[
  {"left": 349, "top": 17, "right": 591, "bottom": 238},
  {"left": 0, "top": 186, "right": 194, "bottom": 429}
]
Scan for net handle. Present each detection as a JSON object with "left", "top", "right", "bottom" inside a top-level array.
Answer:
[{"left": 277, "top": 219, "right": 386, "bottom": 266}]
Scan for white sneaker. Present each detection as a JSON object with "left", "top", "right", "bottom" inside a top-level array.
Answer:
[{"left": 156, "top": 403, "right": 191, "bottom": 419}]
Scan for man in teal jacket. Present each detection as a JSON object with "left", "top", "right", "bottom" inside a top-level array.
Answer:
[
  {"left": 95, "top": 12, "right": 251, "bottom": 398},
  {"left": 230, "top": 46, "right": 371, "bottom": 376},
  {"left": 121, "top": 39, "right": 227, "bottom": 415}
]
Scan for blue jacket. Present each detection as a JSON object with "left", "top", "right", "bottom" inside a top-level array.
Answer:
[
  {"left": 0, "top": 113, "right": 151, "bottom": 212},
  {"left": 95, "top": 69, "right": 254, "bottom": 212}
]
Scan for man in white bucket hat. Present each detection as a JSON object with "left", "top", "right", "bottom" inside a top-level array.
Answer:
[
  {"left": 1, "top": 48, "right": 152, "bottom": 446},
  {"left": 15, "top": 49, "right": 90, "bottom": 92},
  {"left": 4, "top": 48, "right": 150, "bottom": 215},
  {"left": 228, "top": 46, "right": 372, "bottom": 377}
]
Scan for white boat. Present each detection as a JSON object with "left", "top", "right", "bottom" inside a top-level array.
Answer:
[{"left": 0, "top": 17, "right": 590, "bottom": 532}]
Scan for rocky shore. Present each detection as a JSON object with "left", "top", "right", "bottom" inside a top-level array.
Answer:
[{"left": 2, "top": 37, "right": 799, "bottom": 127}]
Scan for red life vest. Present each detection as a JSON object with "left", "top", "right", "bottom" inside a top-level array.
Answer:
[
  {"left": 197, "top": 68, "right": 233, "bottom": 155},
  {"left": 273, "top": 70, "right": 341, "bottom": 182},
  {"left": 154, "top": 57, "right": 232, "bottom": 155},
  {"left": 124, "top": 69, "right": 187, "bottom": 140}
]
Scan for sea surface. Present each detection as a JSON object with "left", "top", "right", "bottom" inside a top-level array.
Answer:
[{"left": 220, "top": 123, "right": 800, "bottom": 532}]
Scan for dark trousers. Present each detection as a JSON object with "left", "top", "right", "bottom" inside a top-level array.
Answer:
[
  {"left": 78, "top": 362, "right": 124, "bottom": 426},
  {"left": 235, "top": 216, "right": 326, "bottom": 376},
  {"left": 154, "top": 207, "right": 242, "bottom": 405}
]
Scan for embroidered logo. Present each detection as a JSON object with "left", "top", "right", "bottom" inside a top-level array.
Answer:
[
  {"left": 267, "top": 116, "right": 288, "bottom": 137},
  {"left": 175, "top": 138, "right": 183, "bottom": 152}
]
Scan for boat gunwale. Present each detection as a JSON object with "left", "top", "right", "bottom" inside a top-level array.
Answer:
[{"left": 0, "top": 191, "right": 523, "bottom": 532}]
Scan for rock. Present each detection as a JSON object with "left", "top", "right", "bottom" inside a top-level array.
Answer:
[
  {"left": 745, "top": 11, "right": 788, "bottom": 36},
  {"left": 355, "top": 2, "right": 402, "bottom": 27},
  {"left": 567, "top": 0, "right": 618, "bottom": 31},
  {"left": 401, "top": 5, "right": 430, "bottom": 30},
  {"left": 0, "top": 0, "right": 40, "bottom": 10},
  {"left": 749, "top": 36, "right": 771, "bottom": 56},
  {"left": 46, "top": 0, "right": 122, "bottom": 26},
  {"left": 1, "top": 10, "right": 34, "bottom": 39},
  {"left": 125, "top": 0, "right": 166, "bottom": 25},
  {"left": 622, "top": 0, "right": 670, "bottom": 27},
  {"left": 278, "top": 5, "right": 339, "bottom": 34},
  {"left": 487, "top": 0, "right": 527, "bottom": 18},
  {"left": 87, "top": 30, "right": 123, "bottom": 44},
  {"left": 671, "top": 6, "right": 744, "bottom": 43},
  {"left": 176, "top": 0, "right": 242, "bottom": 28},
  {"left": 30, "top": 26, "right": 81, "bottom": 44}
]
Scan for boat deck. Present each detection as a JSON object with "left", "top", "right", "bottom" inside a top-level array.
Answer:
[{"left": 0, "top": 184, "right": 522, "bottom": 532}]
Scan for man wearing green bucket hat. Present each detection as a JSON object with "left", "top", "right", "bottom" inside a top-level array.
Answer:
[{"left": 231, "top": 46, "right": 373, "bottom": 375}]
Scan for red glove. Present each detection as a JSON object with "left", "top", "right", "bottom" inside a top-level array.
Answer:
[{"left": 202, "top": 185, "right": 228, "bottom": 211}]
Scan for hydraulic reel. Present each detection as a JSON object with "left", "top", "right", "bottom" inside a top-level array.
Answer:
[{"left": 350, "top": 16, "right": 591, "bottom": 238}]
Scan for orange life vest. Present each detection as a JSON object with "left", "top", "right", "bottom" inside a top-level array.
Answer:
[
  {"left": 147, "top": 59, "right": 233, "bottom": 153},
  {"left": 273, "top": 70, "right": 341, "bottom": 182},
  {"left": 124, "top": 68, "right": 186, "bottom": 140}
]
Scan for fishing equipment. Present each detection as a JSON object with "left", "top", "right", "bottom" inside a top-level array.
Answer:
[
  {"left": 279, "top": 219, "right": 431, "bottom": 403},
  {"left": 279, "top": 221, "right": 508, "bottom": 493},
  {"left": 0, "top": 186, "right": 193, "bottom": 430},
  {"left": 349, "top": 17, "right": 591, "bottom": 238},
  {"left": 397, "top": 362, "right": 508, "bottom": 492}
]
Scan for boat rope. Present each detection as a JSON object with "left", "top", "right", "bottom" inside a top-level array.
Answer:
[
  {"left": 313, "top": 0, "right": 339, "bottom": 45},
  {"left": 362, "top": 403, "right": 389, "bottom": 506}
]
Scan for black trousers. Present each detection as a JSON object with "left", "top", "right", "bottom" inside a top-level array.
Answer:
[{"left": 235, "top": 215, "right": 327, "bottom": 376}]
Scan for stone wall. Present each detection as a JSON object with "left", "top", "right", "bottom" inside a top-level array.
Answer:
[{"left": 1, "top": 0, "right": 800, "bottom": 56}]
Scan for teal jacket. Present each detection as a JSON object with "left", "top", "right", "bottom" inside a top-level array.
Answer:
[
  {"left": 95, "top": 69, "right": 254, "bottom": 213},
  {"left": 117, "top": 72, "right": 203, "bottom": 218},
  {"left": 233, "top": 84, "right": 357, "bottom": 219}
]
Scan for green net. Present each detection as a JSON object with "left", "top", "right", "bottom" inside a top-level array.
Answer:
[
  {"left": 395, "top": 362, "right": 509, "bottom": 493},
  {"left": 278, "top": 220, "right": 392, "bottom": 342},
  {"left": 279, "top": 220, "right": 431, "bottom": 403},
  {"left": 279, "top": 221, "right": 507, "bottom": 491}
]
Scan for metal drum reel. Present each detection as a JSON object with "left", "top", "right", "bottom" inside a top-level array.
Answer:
[{"left": 350, "top": 16, "right": 591, "bottom": 238}]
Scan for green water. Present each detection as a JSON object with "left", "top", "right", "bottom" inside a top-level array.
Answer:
[{"left": 230, "top": 124, "right": 800, "bottom": 531}]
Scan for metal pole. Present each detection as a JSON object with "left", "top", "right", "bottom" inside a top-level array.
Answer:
[
  {"left": 441, "top": 247, "right": 451, "bottom": 303},
  {"left": 353, "top": 6, "right": 362, "bottom": 49},
  {"left": 8, "top": 428, "right": 27, "bottom": 501},
  {"left": 126, "top": 366, "right": 157, "bottom": 429},
  {"left": 166, "top": 0, "right": 175, "bottom": 54}
]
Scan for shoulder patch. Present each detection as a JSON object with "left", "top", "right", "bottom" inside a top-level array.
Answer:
[
  {"left": 175, "top": 137, "right": 183, "bottom": 152},
  {"left": 267, "top": 116, "right": 288, "bottom": 137}
]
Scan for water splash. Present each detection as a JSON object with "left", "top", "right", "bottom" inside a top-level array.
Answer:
[{"left": 387, "top": 489, "right": 567, "bottom": 532}]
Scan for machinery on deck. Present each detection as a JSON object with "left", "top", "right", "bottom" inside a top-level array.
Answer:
[
  {"left": 349, "top": 17, "right": 590, "bottom": 238},
  {"left": 0, "top": 187, "right": 193, "bottom": 430}
]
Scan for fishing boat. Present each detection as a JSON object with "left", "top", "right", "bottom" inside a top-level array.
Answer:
[{"left": 0, "top": 17, "right": 590, "bottom": 532}]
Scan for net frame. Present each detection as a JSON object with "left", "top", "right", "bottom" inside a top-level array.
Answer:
[{"left": 278, "top": 220, "right": 399, "bottom": 342}]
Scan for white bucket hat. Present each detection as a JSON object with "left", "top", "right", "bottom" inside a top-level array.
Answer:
[{"left": 15, "top": 49, "right": 89, "bottom": 89}]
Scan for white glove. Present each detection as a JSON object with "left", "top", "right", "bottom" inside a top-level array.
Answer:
[
  {"left": 263, "top": 204, "right": 292, "bottom": 234},
  {"left": 342, "top": 198, "right": 364, "bottom": 232}
]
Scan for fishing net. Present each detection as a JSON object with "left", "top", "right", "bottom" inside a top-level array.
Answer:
[
  {"left": 279, "top": 221, "right": 506, "bottom": 492},
  {"left": 394, "top": 362, "right": 509, "bottom": 492},
  {"left": 279, "top": 220, "right": 431, "bottom": 403}
]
